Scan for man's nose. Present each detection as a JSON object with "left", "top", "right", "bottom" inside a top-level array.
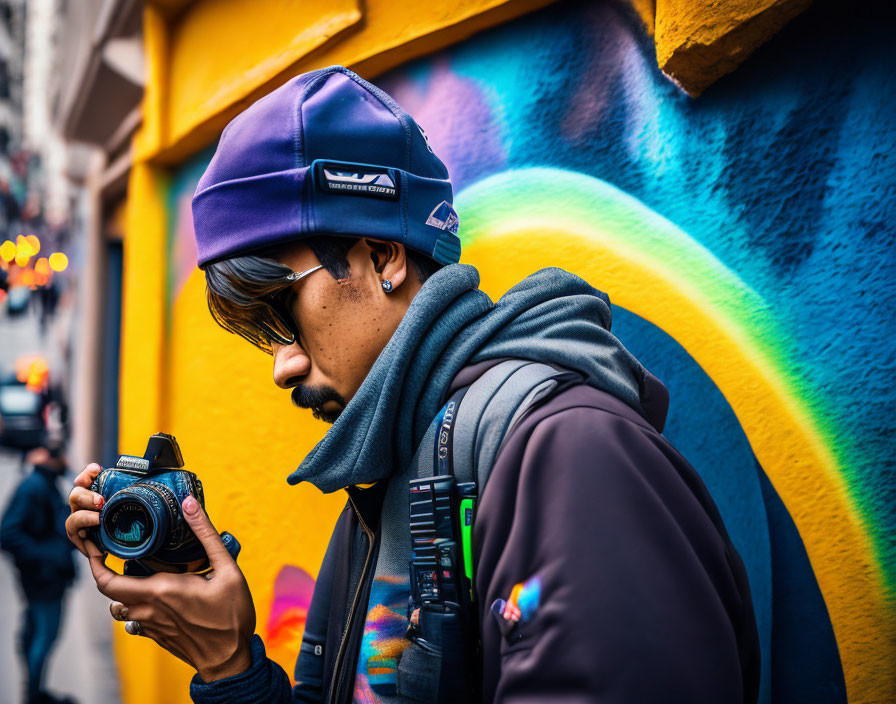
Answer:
[{"left": 272, "top": 343, "right": 311, "bottom": 388}]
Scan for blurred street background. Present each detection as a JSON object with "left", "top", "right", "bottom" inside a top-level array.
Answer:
[
  {"left": 0, "top": 308, "right": 121, "bottom": 704},
  {"left": 0, "top": 0, "right": 131, "bottom": 701}
]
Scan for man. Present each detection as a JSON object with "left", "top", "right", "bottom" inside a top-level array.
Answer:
[
  {"left": 1, "top": 447, "right": 77, "bottom": 704},
  {"left": 66, "top": 66, "right": 759, "bottom": 703}
]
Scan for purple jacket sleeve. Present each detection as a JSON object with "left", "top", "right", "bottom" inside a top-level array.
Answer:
[{"left": 475, "top": 403, "right": 757, "bottom": 703}]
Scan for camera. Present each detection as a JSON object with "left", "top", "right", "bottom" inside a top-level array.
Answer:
[{"left": 88, "top": 432, "right": 239, "bottom": 575}]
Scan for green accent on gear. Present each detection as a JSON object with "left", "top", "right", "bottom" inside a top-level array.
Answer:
[{"left": 460, "top": 498, "right": 475, "bottom": 595}]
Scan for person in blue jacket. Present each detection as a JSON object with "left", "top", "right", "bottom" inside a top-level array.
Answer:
[{"left": 1, "top": 446, "right": 77, "bottom": 704}]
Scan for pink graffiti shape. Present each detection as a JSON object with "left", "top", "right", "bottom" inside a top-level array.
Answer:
[
  {"left": 379, "top": 58, "right": 506, "bottom": 190},
  {"left": 267, "top": 565, "right": 315, "bottom": 649}
]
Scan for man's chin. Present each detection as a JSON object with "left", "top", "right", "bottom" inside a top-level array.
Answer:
[
  {"left": 291, "top": 385, "right": 347, "bottom": 423},
  {"left": 311, "top": 406, "right": 342, "bottom": 424}
]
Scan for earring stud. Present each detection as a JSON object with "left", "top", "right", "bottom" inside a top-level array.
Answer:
[{"left": 382, "top": 280, "right": 393, "bottom": 293}]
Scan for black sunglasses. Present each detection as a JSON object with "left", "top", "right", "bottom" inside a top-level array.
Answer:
[{"left": 230, "top": 264, "right": 323, "bottom": 354}]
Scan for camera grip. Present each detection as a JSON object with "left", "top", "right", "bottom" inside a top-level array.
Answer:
[
  {"left": 120, "top": 532, "right": 241, "bottom": 576},
  {"left": 219, "top": 531, "right": 241, "bottom": 562}
]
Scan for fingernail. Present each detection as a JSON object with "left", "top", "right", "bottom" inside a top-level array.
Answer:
[
  {"left": 78, "top": 529, "right": 87, "bottom": 539},
  {"left": 94, "top": 494, "right": 104, "bottom": 508},
  {"left": 183, "top": 495, "right": 199, "bottom": 515}
]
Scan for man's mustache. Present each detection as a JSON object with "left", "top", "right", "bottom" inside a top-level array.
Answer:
[{"left": 291, "top": 384, "right": 347, "bottom": 423}]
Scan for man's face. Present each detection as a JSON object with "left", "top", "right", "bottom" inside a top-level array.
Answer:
[{"left": 270, "top": 239, "right": 419, "bottom": 422}]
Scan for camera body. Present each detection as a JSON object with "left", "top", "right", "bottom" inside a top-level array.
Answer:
[{"left": 88, "top": 433, "right": 236, "bottom": 573}]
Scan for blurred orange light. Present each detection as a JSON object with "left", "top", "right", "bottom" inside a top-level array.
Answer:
[
  {"left": 26, "top": 234, "right": 40, "bottom": 255},
  {"left": 34, "top": 256, "right": 49, "bottom": 274},
  {"left": 14, "top": 251, "right": 30, "bottom": 267},
  {"left": 20, "top": 269, "right": 35, "bottom": 288},
  {"left": 48, "top": 252, "right": 68, "bottom": 272},
  {"left": 0, "top": 240, "right": 15, "bottom": 262},
  {"left": 26, "top": 360, "right": 49, "bottom": 392},
  {"left": 16, "top": 356, "right": 49, "bottom": 391}
]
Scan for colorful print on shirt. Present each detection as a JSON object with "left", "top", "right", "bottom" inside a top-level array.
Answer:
[{"left": 353, "top": 575, "right": 412, "bottom": 703}]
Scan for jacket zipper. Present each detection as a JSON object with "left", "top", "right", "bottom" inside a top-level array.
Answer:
[{"left": 327, "top": 494, "right": 375, "bottom": 704}]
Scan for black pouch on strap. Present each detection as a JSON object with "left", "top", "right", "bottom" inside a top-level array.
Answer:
[{"left": 397, "top": 603, "right": 473, "bottom": 703}]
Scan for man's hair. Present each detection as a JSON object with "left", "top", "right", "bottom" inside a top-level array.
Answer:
[{"left": 204, "top": 235, "right": 443, "bottom": 335}]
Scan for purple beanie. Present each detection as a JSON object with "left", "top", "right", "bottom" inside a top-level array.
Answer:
[{"left": 191, "top": 66, "right": 460, "bottom": 267}]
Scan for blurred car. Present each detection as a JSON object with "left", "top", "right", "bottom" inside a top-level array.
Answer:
[{"left": 0, "top": 375, "right": 46, "bottom": 449}]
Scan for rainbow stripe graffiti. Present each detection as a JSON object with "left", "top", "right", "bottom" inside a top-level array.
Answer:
[{"left": 455, "top": 167, "right": 894, "bottom": 701}]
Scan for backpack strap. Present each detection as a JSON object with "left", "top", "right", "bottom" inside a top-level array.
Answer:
[
  {"left": 451, "top": 360, "right": 581, "bottom": 487},
  {"left": 399, "top": 360, "right": 580, "bottom": 704},
  {"left": 413, "top": 359, "right": 578, "bottom": 483},
  {"left": 410, "top": 359, "right": 580, "bottom": 595}
]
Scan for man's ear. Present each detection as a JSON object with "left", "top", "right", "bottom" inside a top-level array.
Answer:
[{"left": 365, "top": 238, "right": 408, "bottom": 290}]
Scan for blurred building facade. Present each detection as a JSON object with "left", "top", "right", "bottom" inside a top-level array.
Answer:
[
  {"left": 50, "top": 0, "right": 143, "bottom": 472},
  {"left": 55, "top": 1, "right": 896, "bottom": 703},
  {"left": 0, "top": 0, "right": 24, "bottom": 184}
]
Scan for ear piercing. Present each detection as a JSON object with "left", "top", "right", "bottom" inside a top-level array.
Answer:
[{"left": 382, "top": 279, "right": 393, "bottom": 293}]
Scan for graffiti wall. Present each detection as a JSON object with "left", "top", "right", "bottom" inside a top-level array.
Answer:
[
  {"left": 375, "top": 2, "right": 893, "bottom": 701},
  {"left": 133, "top": 0, "right": 894, "bottom": 702}
]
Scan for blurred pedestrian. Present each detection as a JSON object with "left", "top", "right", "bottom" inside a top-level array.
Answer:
[
  {"left": 0, "top": 446, "right": 77, "bottom": 704},
  {"left": 0, "top": 178, "right": 22, "bottom": 231},
  {"left": 36, "top": 281, "right": 59, "bottom": 337}
]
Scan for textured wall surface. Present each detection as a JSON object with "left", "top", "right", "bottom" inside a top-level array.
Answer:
[{"left": 115, "top": 0, "right": 894, "bottom": 702}]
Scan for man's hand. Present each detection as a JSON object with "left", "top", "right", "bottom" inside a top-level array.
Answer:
[{"left": 65, "top": 465, "right": 256, "bottom": 682}]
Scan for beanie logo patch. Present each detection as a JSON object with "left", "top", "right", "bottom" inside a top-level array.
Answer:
[
  {"left": 425, "top": 201, "right": 459, "bottom": 235},
  {"left": 417, "top": 124, "right": 434, "bottom": 153},
  {"left": 316, "top": 161, "right": 398, "bottom": 199}
]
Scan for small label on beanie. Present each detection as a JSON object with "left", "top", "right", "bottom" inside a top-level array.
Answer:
[
  {"left": 426, "top": 201, "right": 459, "bottom": 235},
  {"left": 316, "top": 161, "right": 398, "bottom": 200}
]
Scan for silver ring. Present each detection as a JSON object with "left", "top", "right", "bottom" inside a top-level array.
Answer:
[{"left": 125, "top": 620, "right": 144, "bottom": 636}]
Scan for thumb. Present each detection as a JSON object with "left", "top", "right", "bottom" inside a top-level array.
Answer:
[{"left": 182, "top": 495, "right": 232, "bottom": 569}]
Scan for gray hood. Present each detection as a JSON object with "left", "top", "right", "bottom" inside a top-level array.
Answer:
[{"left": 288, "top": 264, "right": 666, "bottom": 492}]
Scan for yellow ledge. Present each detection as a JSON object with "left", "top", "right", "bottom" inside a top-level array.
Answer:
[{"left": 655, "top": 0, "right": 814, "bottom": 95}]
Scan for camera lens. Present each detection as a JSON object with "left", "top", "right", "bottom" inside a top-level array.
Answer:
[
  {"left": 100, "top": 482, "right": 177, "bottom": 559},
  {"left": 107, "top": 502, "right": 153, "bottom": 547}
]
